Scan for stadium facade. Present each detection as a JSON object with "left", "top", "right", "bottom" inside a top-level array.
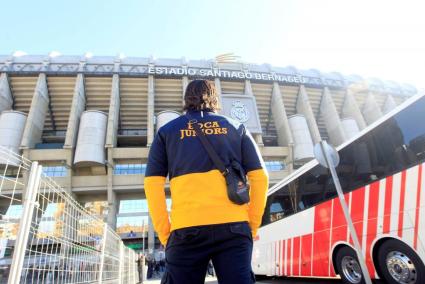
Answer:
[{"left": 0, "top": 54, "right": 418, "bottom": 252}]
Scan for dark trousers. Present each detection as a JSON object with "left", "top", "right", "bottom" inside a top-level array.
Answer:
[{"left": 161, "top": 221, "right": 255, "bottom": 284}]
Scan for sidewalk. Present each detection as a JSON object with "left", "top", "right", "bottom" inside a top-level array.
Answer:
[{"left": 143, "top": 276, "right": 218, "bottom": 283}]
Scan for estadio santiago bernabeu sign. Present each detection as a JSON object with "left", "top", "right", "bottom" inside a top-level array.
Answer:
[
  {"left": 147, "top": 67, "right": 344, "bottom": 88},
  {"left": 0, "top": 61, "right": 344, "bottom": 89}
]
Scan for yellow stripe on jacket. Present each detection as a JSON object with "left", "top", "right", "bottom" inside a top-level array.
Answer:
[{"left": 144, "top": 168, "right": 268, "bottom": 245}]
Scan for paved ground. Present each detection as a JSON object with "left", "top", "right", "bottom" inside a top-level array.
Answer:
[
  {"left": 254, "top": 278, "right": 342, "bottom": 284},
  {"left": 144, "top": 276, "right": 385, "bottom": 283},
  {"left": 143, "top": 277, "right": 218, "bottom": 283},
  {"left": 143, "top": 276, "right": 342, "bottom": 283}
]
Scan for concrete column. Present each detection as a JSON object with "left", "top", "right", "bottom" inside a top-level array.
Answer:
[
  {"left": 148, "top": 215, "right": 155, "bottom": 252},
  {"left": 147, "top": 75, "right": 155, "bottom": 147},
  {"left": 20, "top": 73, "right": 49, "bottom": 149},
  {"left": 105, "top": 74, "right": 120, "bottom": 148},
  {"left": 106, "top": 147, "right": 117, "bottom": 230},
  {"left": 106, "top": 190, "right": 118, "bottom": 230},
  {"left": 296, "top": 85, "right": 321, "bottom": 143},
  {"left": 214, "top": 78, "right": 222, "bottom": 96},
  {"left": 244, "top": 79, "right": 253, "bottom": 95},
  {"left": 320, "top": 87, "right": 346, "bottom": 145},
  {"left": 244, "top": 79, "right": 263, "bottom": 146},
  {"left": 64, "top": 74, "right": 85, "bottom": 149},
  {"left": 64, "top": 154, "right": 73, "bottom": 193},
  {"left": 0, "top": 73, "right": 13, "bottom": 113},
  {"left": 63, "top": 75, "right": 85, "bottom": 191},
  {"left": 383, "top": 94, "right": 397, "bottom": 114},
  {"left": 182, "top": 76, "right": 189, "bottom": 98},
  {"left": 362, "top": 93, "right": 383, "bottom": 124},
  {"left": 182, "top": 76, "right": 188, "bottom": 108},
  {"left": 342, "top": 91, "right": 367, "bottom": 130},
  {"left": 254, "top": 134, "right": 264, "bottom": 146},
  {"left": 214, "top": 78, "right": 223, "bottom": 107},
  {"left": 271, "top": 82, "right": 293, "bottom": 146}
]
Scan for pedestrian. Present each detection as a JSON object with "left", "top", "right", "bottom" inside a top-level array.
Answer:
[
  {"left": 145, "top": 79, "right": 268, "bottom": 283},
  {"left": 207, "top": 261, "right": 214, "bottom": 277},
  {"left": 136, "top": 254, "right": 145, "bottom": 283},
  {"left": 146, "top": 255, "right": 153, "bottom": 279}
]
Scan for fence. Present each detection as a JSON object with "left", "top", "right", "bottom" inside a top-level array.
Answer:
[{"left": 0, "top": 146, "right": 138, "bottom": 283}]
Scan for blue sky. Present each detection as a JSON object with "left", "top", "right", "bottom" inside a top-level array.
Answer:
[{"left": 2, "top": 0, "right": 425, "bottom": 88}]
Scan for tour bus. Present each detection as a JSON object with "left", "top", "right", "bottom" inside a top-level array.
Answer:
[{"left": 252, "top": 92, "right": 425, "bottom": 284}]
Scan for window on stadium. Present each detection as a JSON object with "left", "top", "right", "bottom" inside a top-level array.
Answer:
[
  {"left": 119, "top": 199, "right": 171, "bottom": 214},
  {"left": 119, "top": 199, "right": 149, "bottom": 214},
  {"left": 264, "top": 161, "right": 285, "bottom": 172},
  {"left": 42, "top": 166, "right": 67, "bottom": 177},
  {"left": 0, "top": 166, "right": 23, "bottom": 178},
  {"left": 114, "top": 164, "right": 146, "bottom": 175},
  {"left": 116, "top": 215, "right": 149, "bottom": 235}
]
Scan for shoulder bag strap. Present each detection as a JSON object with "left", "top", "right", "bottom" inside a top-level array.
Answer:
[{"left": 186, "top": 113, "right": 228, "bottom": 176}]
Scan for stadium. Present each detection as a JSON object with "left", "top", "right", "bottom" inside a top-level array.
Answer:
[{"left": 0, "top": 53, "right": 419, "bottom": 254}]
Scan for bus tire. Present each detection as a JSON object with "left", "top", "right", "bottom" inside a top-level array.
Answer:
[
  {"left": 377, "top": 239, "right": 425, "bottom": 284},
  {"left": 335, "top": 246, "right": 365, "bottom": 284}
]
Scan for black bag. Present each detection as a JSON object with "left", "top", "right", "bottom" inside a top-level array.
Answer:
[{"left": 187, "top": 114, "right": 250, "bottom": 205}]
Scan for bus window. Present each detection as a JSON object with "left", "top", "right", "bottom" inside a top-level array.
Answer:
[
  {"left": 262, "top": 165, "right": 338, "bottom": 227},
  {"left": 337, "top": 95, "right": 425, "bottom": 193},
  {"left": 261, "top": 185, "right": 294, "bottom": 225}
]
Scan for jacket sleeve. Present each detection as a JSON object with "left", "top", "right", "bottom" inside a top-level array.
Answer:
[
  {"left": 241, "top": 126, "right": 269, "bottom": 237},
  {"left": 144, "top": 131, "right": 170, "bottom": 246}
]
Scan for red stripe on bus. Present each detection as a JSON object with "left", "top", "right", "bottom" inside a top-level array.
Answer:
[
  {"left": 312, "top": 230, "right": 331, "bottom": 276},
  {"left": 332, "top": 194, "right": 350, "bottom": 248},
  {"left": 330, "top": 193, "right": 349, "bottom": 277},
  {"left": 349, "top": 188, "right": 366, "bottom": 245},
  {"left": 286, "top": 238, "right": 292, "bottom": 276},
  {"left": 314, "top": 201, "right": 332, "bottom": 231},
  {"left": 414, "top": 164, "right": 423, "bottom": 249},
  {"left": 293, "top": 236, "right": 300, "bottom": 276},
  {"left": 366, "top": 181, "right": 380, "bottom": 277},
  {"left": 313, "top": 200, "right": 332, "bottom": 277},
  {"left": 383, "top": 176, "right": 393, "bottom": 234},
  {"left": 301, "top": 234, "right": 312, "bottom": 276},
  {"left": 398, "top": 171, "right": 407, "bottom": 237}
]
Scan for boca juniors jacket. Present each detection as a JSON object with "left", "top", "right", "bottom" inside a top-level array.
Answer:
[{"left": 144, "top": 109, "right": 269, "bottom": 245}]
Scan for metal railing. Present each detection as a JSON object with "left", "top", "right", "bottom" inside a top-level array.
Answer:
[{"left": 0, "top": 146, "right": 138, "bottom": 283}]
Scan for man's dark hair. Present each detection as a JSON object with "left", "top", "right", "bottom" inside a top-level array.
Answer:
[{"left": 183, "top": 79, "right": 220, "bottom": 112}]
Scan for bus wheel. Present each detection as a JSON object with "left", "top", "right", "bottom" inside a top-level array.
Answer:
[
  {"left": 377, "top": 239, "right": 425, "bottom": 284},
  {"left": 335, "top": 246, "right": 365, "bottom": 284}
]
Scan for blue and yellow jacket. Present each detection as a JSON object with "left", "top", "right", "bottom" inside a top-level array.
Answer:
[{"left": 144, "top": 110, "right": 269, "bottom": 245}]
